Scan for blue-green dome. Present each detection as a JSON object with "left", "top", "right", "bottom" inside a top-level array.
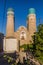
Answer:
[
  {"left": 29, "top": 8, "right": 35, "bottom": 14},
  {"left": 7, "top": 8, "right": 14, "bottom": 12},
  {"left": 7, "top": 8, "right": 14, "bottom": 15}
]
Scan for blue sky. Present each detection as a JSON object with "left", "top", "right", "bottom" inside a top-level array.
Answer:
[{"left": 0, "top": 0, "right": 43, "bottom": 35}]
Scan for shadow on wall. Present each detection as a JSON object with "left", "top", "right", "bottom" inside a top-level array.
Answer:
[{"left": 0, "top": 33, "right": 4, "bottom": 52}]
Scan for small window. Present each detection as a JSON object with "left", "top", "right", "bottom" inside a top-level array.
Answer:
[{"left": 20, "top": 31, "right": 26, "bottom": 40}]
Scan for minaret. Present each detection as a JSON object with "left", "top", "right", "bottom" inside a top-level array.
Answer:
[
  {"left": 6, "top": 8, "right": 14, "bottom": 38},
  {"left": 27, "top": 8, "right": 36, "bottom": 42}
]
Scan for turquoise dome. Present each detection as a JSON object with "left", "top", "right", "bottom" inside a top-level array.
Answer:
[
  {"left": 7, "top": 8, "right": 14, "bottom": 12},
  {"left": 7, "top": 8, "right": 14, "bottom": 15},
  {"left": 29, "top": 8, "right": 35, "bottom": 14}
]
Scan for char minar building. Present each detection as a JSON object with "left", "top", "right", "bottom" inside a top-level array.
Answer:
[{"left": 3, "top": 8, "right": 36, "bottom": 53}]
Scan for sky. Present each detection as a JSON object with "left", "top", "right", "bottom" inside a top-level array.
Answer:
[{"left": 0, "top": 0, "right": 43, "bottom": 35}]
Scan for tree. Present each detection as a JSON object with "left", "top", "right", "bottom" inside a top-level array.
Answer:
[{"left": 32, "top": 24, "right": 43, "bottom": 64}]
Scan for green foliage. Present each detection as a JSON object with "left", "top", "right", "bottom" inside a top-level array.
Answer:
[
  {"left": 32, "top": 24, "right": 43, "bottom": 64},
  {"left": 35, "top": 50, "right": 41, "bottom": 57},
  {"left": 20, "top": 44, "right": 29, "bottom": 51},
  {"left": 3, "top": 54, "right": 16, "bottom": 65},
  {"left": 35, "top": 55, "right": 43, "bottom": 64},
  {"left": 3, "top": 55, "right": 7, "bottom": 58},
  {"left": 29, "top": 44, "right": 33, "bottom": 49},
  {"left": 8, "top": 59, "right": 11, "bottom": 63}
]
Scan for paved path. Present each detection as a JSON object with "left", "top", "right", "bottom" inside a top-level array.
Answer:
[
  {"left": 29, "top": 58, "right": 40, "bottom": 65},
  {"left": 19, "top": 51, "right": 41, "bottom": 65}
]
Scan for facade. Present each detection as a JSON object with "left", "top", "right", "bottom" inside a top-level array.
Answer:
[
  {"left": 13, "top": 8, "right": 36, "bottom": 45},
  {"left": 3, "top": 8, "right": 36, "bottom": 53}
]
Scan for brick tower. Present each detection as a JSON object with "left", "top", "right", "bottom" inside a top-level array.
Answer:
[
  {"left": 27, "top": 8, "right": 36, "bottom": 42},
  {"left": 6, "top": 8, "right": 14, "bottom": 38}
]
